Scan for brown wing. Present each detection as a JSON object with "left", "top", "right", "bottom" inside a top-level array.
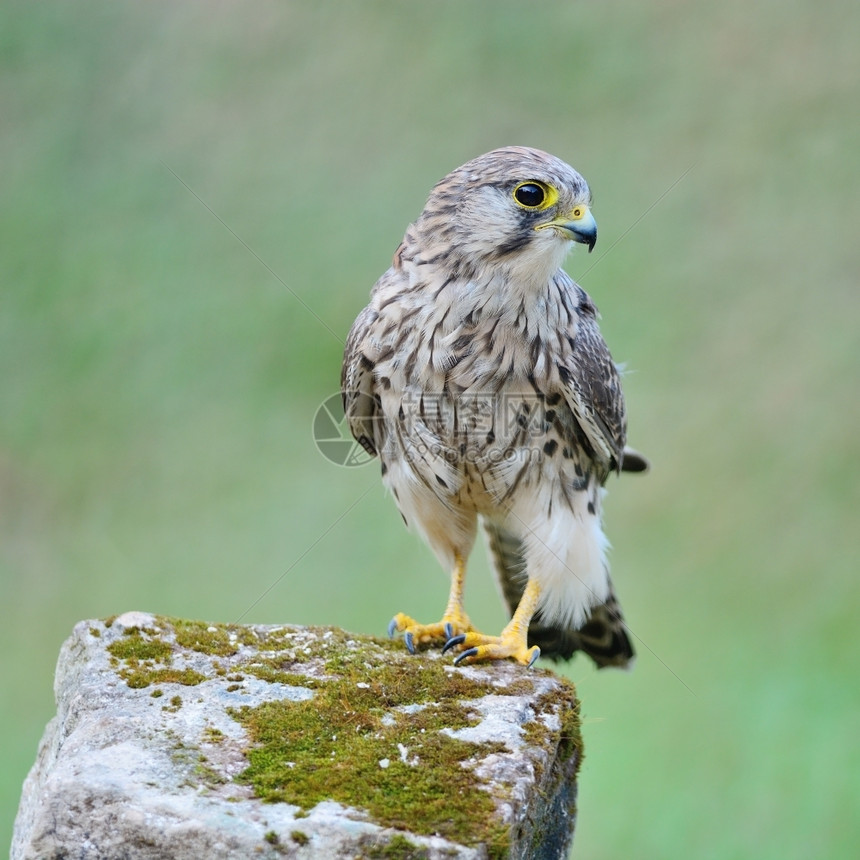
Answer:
[
  {"left": 561, "top": 287, "right": 628, "bottom": 473},
  {"left": 341, "top": 303, "right": 381, "bottom": 458}
]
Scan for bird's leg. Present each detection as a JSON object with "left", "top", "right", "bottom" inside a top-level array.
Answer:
[
  {"left": 443, "top": 577, "right": 542, "bottom": 668},
  {"left": 388, "top": 553, "right": 473, "bottom": 654}
]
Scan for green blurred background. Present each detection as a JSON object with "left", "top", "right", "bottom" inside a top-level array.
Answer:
[{"left": 2, "top": 1, "right": 858, "bottom": 857}]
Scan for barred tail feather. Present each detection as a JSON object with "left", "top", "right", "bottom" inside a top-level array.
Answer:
[{"left": 483, "top": 519, "right": 634, "bottom": 669}]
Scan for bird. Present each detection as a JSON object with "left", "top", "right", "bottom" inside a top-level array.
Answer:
[{"left": 342, "top": 146, "right": 647, "bottom": 669}]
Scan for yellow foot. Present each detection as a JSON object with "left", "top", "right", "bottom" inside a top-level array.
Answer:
[
  {"left": 387, "top": 610, "right": 473, "bottom": 655},
  {"left": 442, "top": 630, "right": 541, "bottom": 668}
]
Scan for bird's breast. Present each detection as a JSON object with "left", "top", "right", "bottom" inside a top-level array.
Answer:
[
  {"left": 371, "top": 266, "right": 589, "bottom": 507},
  {"left": 378, "top": 372, "right": 578, "bottom": 513}
]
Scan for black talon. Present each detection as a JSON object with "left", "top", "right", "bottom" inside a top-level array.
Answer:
[
  {"left": 387, "top": 618, "right": 399, "bottom": 639},
  {"left": 404, "top": 631, "right": 416, "bottom": 655},
  {"left": 442, "top": 634, "right": 466, "bottom": 655},
  {"left": 453, "top": 647, "right": 479, "bottom": 666},
  {"left": 444, "top": 622, "right": 453, "bottom": 640},
  {"left": 527, "top": 648, "right": 541, "bottom": 669}
]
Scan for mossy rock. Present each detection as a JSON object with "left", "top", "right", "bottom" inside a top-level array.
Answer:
[{"left": 13, "top": 611, "right": 582, "bottom": 860}]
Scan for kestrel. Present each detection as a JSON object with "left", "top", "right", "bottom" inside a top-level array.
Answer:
[{"left": 342, "top": 147, "right": 647, "bottom": 668}]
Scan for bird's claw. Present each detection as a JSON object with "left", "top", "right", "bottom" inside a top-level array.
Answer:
[
  {"left": 442, "top": 630, "right": 541, "bottom": 668},
  {"left": 453, "top": 647, "right": 480, "bottom": 666},
  {"left": 442, "top": 634, "right": 466, "bottom": 655},
  {"left": 386, "top": 611, "right": 472, "bottom": 655}
]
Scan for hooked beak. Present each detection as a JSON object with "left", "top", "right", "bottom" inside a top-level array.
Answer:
[{"left": 535, "top": 205, "right": 597, "bottom": 252}]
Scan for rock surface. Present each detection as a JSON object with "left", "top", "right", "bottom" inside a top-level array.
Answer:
[{"left": 12, "top": 612, "right": 581, "bottom": 859}]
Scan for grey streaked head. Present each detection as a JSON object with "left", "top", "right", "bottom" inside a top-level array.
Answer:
[{"left": 412, "top": 147, "right": 597, "bottom": 275}]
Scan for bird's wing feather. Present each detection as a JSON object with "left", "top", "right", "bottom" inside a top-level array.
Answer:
[
  {"left": 561, "top": 291, "right": 628, "bottom": 471},
  {"left": 341, "top": 303, "right": 381, "bottom": 458}
]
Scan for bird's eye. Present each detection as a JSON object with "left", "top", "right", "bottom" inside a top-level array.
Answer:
[{"left": 513, "top": 182, "right": 547, "bottom": 209}]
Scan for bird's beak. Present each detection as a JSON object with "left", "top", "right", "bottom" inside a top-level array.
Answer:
[{"left": 536, "top": 206, "right": 597, "bottom": 253}]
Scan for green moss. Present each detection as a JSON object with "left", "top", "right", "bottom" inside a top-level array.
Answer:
[
  {"left": 194, "top": 758, "right": 227, "bottom": 787},
  {"left": 518, "top": 678, "right": 582, "bottom": 815},
  {"left": 166, "top": 731, "right": 227, "bottom": 791},
  {"left": 264, "top": 830, "right": 279, "bottom": 845},
  {"left": 496, "top": 678, "right": 535, "bottom": 697},
  {"left": 150, "top": 688, "right": 164, "bottom": 698},
  {"left": 364, "top": 833, "right": 429, "bottom": 859},
  {"left": 244, "top": 658, "right": 320, "bottom": 688},
  {"left": 98, "top": 615, "right": 576, "bottom": 855},
  {"left": 247, "top": 627, "right": 298, "bottom": 652},
  {"left": 552, "top": 682, "right": 582, "bottom": 765},
  {"left": 107, "top": 620, "right": 209, "bottom": 689},
  {"left": 122, "top": 666, "right": 207, "bottom": 689},
  {"left": 162, "top": 694, "right": 183, "bottom": 713},
  {"left": 202, "top": 726, "right": 225, "bottom": 744},
  {"left": 107, "top": 628, "right": 172, "bottom": 663},
  {"left": 230, "top": 641, "right": 512, "bottom": 853},
  {"left": 520, "top": 680, "right": 581, "bottom": 759},
  {"left": 172, "top": 618, "right": 239, "bottom": 657},
  {"left": 290, "top": 830, "right": 309, "bottom": 846},
  {"left": 107, "top": 625, "right": 207, "bottom": 688}
]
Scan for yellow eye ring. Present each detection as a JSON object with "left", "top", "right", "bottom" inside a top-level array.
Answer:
[{"left": 512, "top": 181, "right": 558, "bottom": 211}]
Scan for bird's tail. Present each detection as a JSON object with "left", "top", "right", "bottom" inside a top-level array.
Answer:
[
  {"left": 620, "top": 446, "right": 649, "bottom": 474},
  {"left": 483, "top": 520, "right": 634, "bottom": 669}
]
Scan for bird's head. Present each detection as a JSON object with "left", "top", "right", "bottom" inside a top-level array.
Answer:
[{"left": 414, "top": 146, "right": 596, "bottom": 283}]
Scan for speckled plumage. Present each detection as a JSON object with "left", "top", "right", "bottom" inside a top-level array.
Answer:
[{"left": 342, "top": 147, "right": 646, "bottom": 668}]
